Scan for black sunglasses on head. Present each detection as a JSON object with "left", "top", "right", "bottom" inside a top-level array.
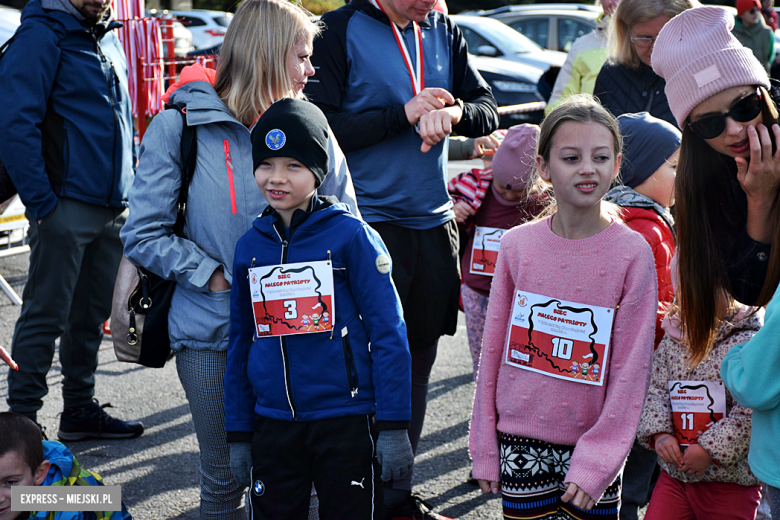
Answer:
[{"left": 687, "top": 90, "right": 763, "bottom": 139}]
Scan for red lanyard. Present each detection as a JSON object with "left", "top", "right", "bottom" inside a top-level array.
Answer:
[{"left": 373, "top": 0, "right": 425, "bottom": 95}]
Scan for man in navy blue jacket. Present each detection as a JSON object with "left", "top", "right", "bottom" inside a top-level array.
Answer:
[
  {"left": 0, "top": 0, "right": 142, "bottom": 440},
  {"left": 305, "top": 0, "right": 499, "bottom": 515}
]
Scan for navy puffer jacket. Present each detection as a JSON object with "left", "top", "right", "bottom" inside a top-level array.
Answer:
[{"left": 594, "top": 61, "right": 677, "bottom": 128}]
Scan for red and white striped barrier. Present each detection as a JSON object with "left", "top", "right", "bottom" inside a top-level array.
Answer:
[{"left": 112, "top": 0, "right": 217, "bottom": 138}]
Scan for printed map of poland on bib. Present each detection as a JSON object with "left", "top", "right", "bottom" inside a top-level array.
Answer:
[
  {"left": 248, "top": 260, "right": 334, "bottom": 337},
  {"left": 668, "top": 381, "right": 726, "bottom": 446},
  {"left": 470, "top": 226, "right": 505, "bottom": 276},
  {"left": 505, "top": 291, "right": 615, "bottom": 386}
]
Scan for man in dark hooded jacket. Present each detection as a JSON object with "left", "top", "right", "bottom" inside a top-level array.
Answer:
[{"left": 0, "top": 0, "right": 142, "bottom": 441}]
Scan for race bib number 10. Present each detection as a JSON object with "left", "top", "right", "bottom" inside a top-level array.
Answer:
[
  {"left": 504, "top": 291, "right": 615, "bottom": 386},
  {"left": 668, "top": 381, "right": 726, "bottom": 446},
  {"left": 470, "top": 226, "right": 505, "bottom": 276},
  {"left": 248, "top": 260, "right": 335, "bottom": 337}
]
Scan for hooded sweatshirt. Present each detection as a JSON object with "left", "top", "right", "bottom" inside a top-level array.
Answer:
[{"left": 27, "top": 441, "right": 132, "bottom": 520}]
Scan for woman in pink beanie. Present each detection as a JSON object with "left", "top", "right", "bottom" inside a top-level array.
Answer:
[
  {"left": 653, "top": 7, "right": 780, "bottom": 515},
  {"left": 652, "top": 5, "right": 780, "bottom": 368}
]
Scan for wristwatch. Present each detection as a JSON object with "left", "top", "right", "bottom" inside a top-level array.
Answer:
[{"left": 454, "top": 98, "right": 464, "bottom": 114}]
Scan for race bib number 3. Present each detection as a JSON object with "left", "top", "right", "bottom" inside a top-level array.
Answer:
[
  {"left": 248, "top": 260, "right": 334, "bottom": 337},
  {"left": 504, "top": 291, "right": 615, "bottom": 386},
  {"left": 668, "top": 381, "right": 726, "bottom": 446},
  {"left": 469, "top": 226, "right": 505, "bottom": 276}
]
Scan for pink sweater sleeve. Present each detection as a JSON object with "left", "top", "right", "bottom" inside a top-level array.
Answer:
[
  {"left": 564, "top": 251, "right": 657, "bottom": 501},
  {"left": 469, "top": 233, "right": 517, "bottom": 482}
]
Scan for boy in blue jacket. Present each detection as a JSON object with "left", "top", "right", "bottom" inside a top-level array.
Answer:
[
  {"left": 0, "top": 412, "right": 132, "bottom": 520},
  {"left": 224, "top": 98, "right": 413, "bottom": 519}
]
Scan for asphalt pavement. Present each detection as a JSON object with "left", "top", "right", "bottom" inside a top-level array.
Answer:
[{"left": 0, "top": 159, "right": 503, "bottom": 519}]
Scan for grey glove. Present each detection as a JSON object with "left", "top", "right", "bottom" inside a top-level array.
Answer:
[
  {"left": 229, "top": 442, "right": 252, "bottom": 488},
  {"left": 376, "top": 429, "right": 414, "bottom": 482}
]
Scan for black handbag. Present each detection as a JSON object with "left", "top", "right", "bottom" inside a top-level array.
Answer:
[{"left": 110, "top": 103, "right": 196, "bottom": 368}]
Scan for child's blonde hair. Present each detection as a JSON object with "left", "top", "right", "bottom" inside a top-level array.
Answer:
[
  {"left": 534, "top": 94, "right": 623, "bottom": 221},
  {"left": 214, "top": 0, "right": 320, "bottom": 126}
]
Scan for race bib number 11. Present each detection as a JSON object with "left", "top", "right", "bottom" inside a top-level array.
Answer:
[
  {"left": 668, "top": 381, "right": 726, "bottom": 446},
  {"left": 504, "top": 291, "right": 615, "bottom": 386},
  {"left": 248, "top": 260, "right": 335, "bottom": 337}
]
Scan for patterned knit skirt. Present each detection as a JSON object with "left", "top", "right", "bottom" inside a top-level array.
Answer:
[{"left": 499, "top": 432, "right": 622, "bottom": 520}]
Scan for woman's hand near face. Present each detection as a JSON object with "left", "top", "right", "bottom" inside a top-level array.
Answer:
[{"left": 736, "top": 123, "right": 780, "bottom": 243}]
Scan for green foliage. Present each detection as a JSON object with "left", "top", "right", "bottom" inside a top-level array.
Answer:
[{"left": 301, "top": 0, "right": 343, "bottom": 15}]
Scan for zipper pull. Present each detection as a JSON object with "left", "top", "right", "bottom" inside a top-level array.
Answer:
[
  {"left": 223, "top": 140, "right": 237, "bottom": 215},
  {"left": 127, "top": 311, "right": 138, "bottom": 345}
]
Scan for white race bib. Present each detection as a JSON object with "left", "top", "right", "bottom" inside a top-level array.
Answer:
[
  {"left": 668, "top": 381, "right": 726, "bottom": 446},
  {"left": 248, "top": 260, "right": 334, "bottom": 337},
  {"left": 469, "top": 226, "right": 505, "bottom": 276},
  {"left": 504, "top": 291, "right": 615, "bottom": 386}
]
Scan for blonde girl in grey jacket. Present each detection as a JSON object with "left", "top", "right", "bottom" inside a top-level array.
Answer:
[{"left": 120, "top": 1, "right": 358, "bottom": 517}]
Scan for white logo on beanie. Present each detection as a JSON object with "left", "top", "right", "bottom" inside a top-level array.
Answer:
[
  {"left": 694, "top": 65, "right": 722, "bottom": 89},
  {"left": 265, "top": 129, "right": 286, "bottom": 150}
]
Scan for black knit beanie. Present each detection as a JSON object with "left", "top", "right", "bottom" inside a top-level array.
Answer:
[
  {"left": 251, "top": 98, "right": 330, "bottom": 186},
  {"left": 618, "top": 112, "right": 681, "bottom": 189}
]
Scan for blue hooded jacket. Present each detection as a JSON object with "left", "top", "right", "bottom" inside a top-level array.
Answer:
[
  {"left": 0, "top": 0, "right": 134, "bottom": 220},
  {"left": 225, "top": 198, "right": 411, "bottom": 440},
  {"left": 27, "top": 441, "right": 132, "bottom": 520}
]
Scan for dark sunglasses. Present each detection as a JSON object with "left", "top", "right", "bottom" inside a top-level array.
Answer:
[{"left": 687, "top": 90, "right": 763, "bottom": 139}]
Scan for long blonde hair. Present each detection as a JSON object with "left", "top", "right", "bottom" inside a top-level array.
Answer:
[
  {"left": 214, "top": 0, "right": 320, "bottom": 125},
  {"left": 609, "top": 0, "right": 699, "bottom": 69},
  {"left": 534, "top": 94, "right": 623, "bottom": 221}
]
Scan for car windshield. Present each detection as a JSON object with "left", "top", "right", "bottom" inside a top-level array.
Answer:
[
  {"left": 479, "top": 19, "right": 543, "bottom": 54},
  {"left": 214, "top": 15, "right": 232, "bottom": 27}
]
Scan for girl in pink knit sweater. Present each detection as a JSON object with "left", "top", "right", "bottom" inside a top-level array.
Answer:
[{"left": 469, "top": 95, "right": 658, "bottom": 520}]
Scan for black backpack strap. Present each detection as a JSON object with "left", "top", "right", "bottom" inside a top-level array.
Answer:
[{"left": 165, "top": 102, "right": 197, "bottom": 237}]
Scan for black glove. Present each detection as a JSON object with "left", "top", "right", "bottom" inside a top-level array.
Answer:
[
  {"left": 229, "top": 442, "right": 252, "bottom": 488},
  {"left": 376, "top": 429, "right": 414, "bottom": 482}
]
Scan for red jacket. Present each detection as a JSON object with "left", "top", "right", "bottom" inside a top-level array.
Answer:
[{"left": 620, "top": 206, "right": 675, "bottom": 349}]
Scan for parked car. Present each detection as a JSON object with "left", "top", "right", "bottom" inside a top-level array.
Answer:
[
  {"left": 0, "top": 6, "right": 21, "bottom": 46},
  {"left": 451, "top": 15, "right": 566, "bottom": 72},
  {"left": 469, "top": 55, "right": 546, "bottom": 127},
  {"left": 166, "top": 9, "right": 232, "bottom": 50},
  {"left": 473, "top": 4, "right": 601, "bottom": 53},
  {"left": 148, "top": 12, "right": 195, "bottom": 57}
]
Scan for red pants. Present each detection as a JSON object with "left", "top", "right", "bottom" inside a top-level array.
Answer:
[{"left": 644, "top": 471, "right": 760, "bottom": 520}]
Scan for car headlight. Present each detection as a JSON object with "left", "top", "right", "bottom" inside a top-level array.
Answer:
[
  {"left": 492, "top": 80, "right": 537, "bottom": 92},
  {"left": 175, "top": 38, "right": 189, "bottom": 48}
]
